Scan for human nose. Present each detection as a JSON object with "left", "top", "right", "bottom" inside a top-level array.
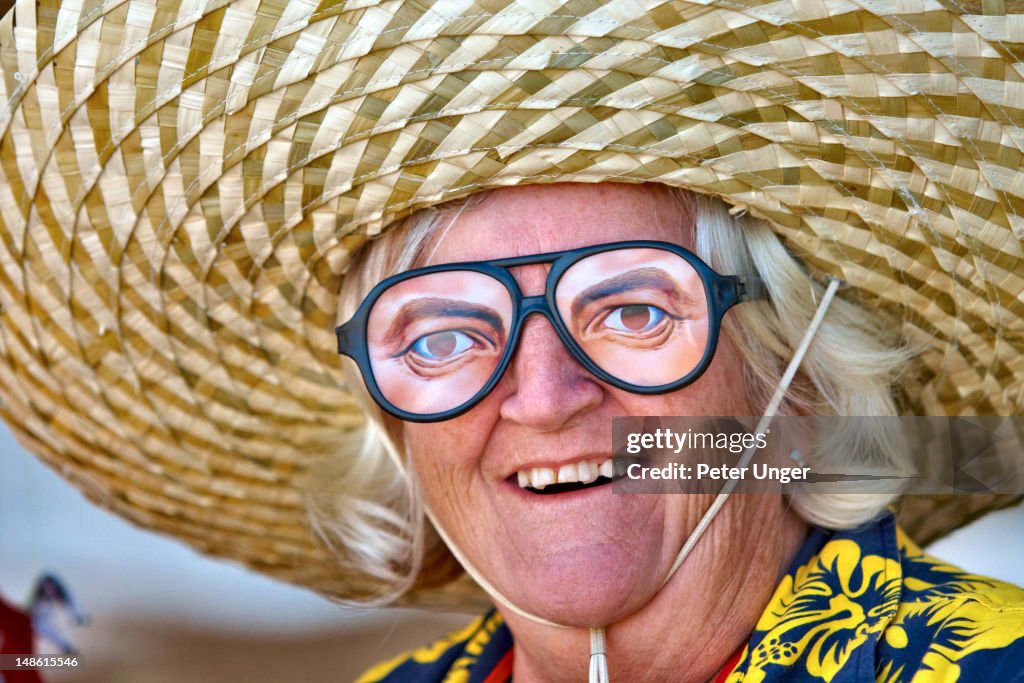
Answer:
[{"left": 498, "top": 313, "right": 603, "bottom": 430}]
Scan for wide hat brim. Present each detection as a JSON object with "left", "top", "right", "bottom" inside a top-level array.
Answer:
[{"left": 0, "top": 0, "right": 1021, "bottom": 608}]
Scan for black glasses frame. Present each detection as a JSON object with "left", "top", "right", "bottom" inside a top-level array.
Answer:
[{"left": 336, "top": 240, "right": 765, "bottom": 423}]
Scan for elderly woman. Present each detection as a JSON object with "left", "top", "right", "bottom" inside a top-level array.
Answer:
[
  {"left": 325, "top": 183, "right": 1024, "bottom": 682},
  {"left": 1, "top": 0, "right": 1023, "bottom": 682}
]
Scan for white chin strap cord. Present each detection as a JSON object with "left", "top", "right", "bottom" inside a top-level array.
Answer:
[{"left": 425, "top": 279, "right": 842, "bottom": 683}]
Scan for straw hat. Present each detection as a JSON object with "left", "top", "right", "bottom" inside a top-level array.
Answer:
[{"left": 0, "top": 0, "right": 1021, "bottom": 607}]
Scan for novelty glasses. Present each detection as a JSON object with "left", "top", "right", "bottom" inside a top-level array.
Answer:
[{"left": 336, "top": 241, "right": 765, "bottom": 422}]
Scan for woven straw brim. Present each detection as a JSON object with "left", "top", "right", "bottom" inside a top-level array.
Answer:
[{"left": 0, "top": 0, "right": 1021, "bottom": 607}]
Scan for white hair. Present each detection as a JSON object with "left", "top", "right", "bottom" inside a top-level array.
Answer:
[
  {"left": 306, "top": 187, "right": 913, "bottom": 605},
  {"left": 690, "top": 196, "right": 913, "bottom": 529}
]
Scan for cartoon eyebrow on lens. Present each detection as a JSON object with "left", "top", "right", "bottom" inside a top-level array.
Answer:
[
  {"left": 384, "top": 298, "right": 507, "bottom": 348},
  {"left": 568, "top": 267, "right": 698, "bottom": 320}
]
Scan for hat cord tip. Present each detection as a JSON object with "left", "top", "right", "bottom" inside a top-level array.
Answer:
[{"left": 590, "top": 626, "right": 610, "bottom": 683}]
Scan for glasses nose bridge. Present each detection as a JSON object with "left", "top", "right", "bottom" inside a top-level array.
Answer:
[
  {"left": 518, "top": 294, "right": 559, "bottom": 328},
  {"left": 512, "top": 293, "right": 566, "bottom": 345},
  {"left": 508, "top": 293, "right": 576, "bottom": 367}
]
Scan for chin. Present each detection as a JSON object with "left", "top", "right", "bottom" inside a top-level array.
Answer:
[{"left": 499, "top": 543, "right": 661, "bottom": 627}]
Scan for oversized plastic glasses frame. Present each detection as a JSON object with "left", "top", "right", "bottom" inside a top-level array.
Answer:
[{"left": 335, "top": 240, "right": 765, "bottom": 422}]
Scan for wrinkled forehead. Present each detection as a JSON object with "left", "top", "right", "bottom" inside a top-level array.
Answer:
[{"left": 421, "top": 183, "right": 694, "bottom": 268}]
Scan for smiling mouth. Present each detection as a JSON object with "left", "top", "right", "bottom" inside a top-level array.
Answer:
[{"left": 515, "top": 458, "right": 615, "bottom": 494}]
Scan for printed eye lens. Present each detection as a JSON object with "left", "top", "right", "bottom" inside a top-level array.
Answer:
[
  {"left": 365, "top": 270, "right": 514, "bottom": 415},
  {"left": 411, "top": 330, "right": 475, "bottom": 360},
  {"left": 554, "top": 247, "right": 711, "bottom": 387},
  {"left": 605, "top": 305, "right": 665, "bottom": 332}
]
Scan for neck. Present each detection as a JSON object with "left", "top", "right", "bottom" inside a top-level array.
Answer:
[{"left": 501, "top": 501, "right": 809, "bottom": 683}]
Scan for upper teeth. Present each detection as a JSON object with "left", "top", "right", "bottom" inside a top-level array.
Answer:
[{"left": 516, "top": 458, "right": 614, "bottom": 490}]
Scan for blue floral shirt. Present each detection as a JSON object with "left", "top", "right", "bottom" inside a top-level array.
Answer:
[{"left": 357, "top": 513, "right": 1024, "bottom": 682}]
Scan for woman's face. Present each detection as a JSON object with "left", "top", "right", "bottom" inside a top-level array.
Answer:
[{"left": 403, "top": 183, "right": 767, "bottom": 626}]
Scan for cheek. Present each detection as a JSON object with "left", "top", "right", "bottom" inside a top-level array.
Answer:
[
  {"left": 619, "top": 338, "right": 754, "bottom": 417},
  {"left": 704, "top": 341, "right": 754, "bottom": 415},
  {"left": 403, "top": 419, "right": 491, "bottom": 506}
]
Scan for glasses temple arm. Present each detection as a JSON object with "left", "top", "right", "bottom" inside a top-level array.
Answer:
[
  {"left": 335, "top": 323, "right": 352, "bottom": 356},
  {"left": 736, "top": 274, "right": 767, "bottom": 302}
]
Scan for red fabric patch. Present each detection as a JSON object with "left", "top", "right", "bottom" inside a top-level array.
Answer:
[
  {"left": 713, "top": 643, "right": 746, "bottom": 683},
  {"left": 0, "top": 595, "right": 43, "bottom": 683},
  {"left": 481, "top": 647, "right": 514, "bottom": 683}
]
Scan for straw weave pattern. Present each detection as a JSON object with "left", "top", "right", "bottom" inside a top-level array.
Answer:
[{"left": 0, "top": 0, "right": 1021, "bottom": 602}]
